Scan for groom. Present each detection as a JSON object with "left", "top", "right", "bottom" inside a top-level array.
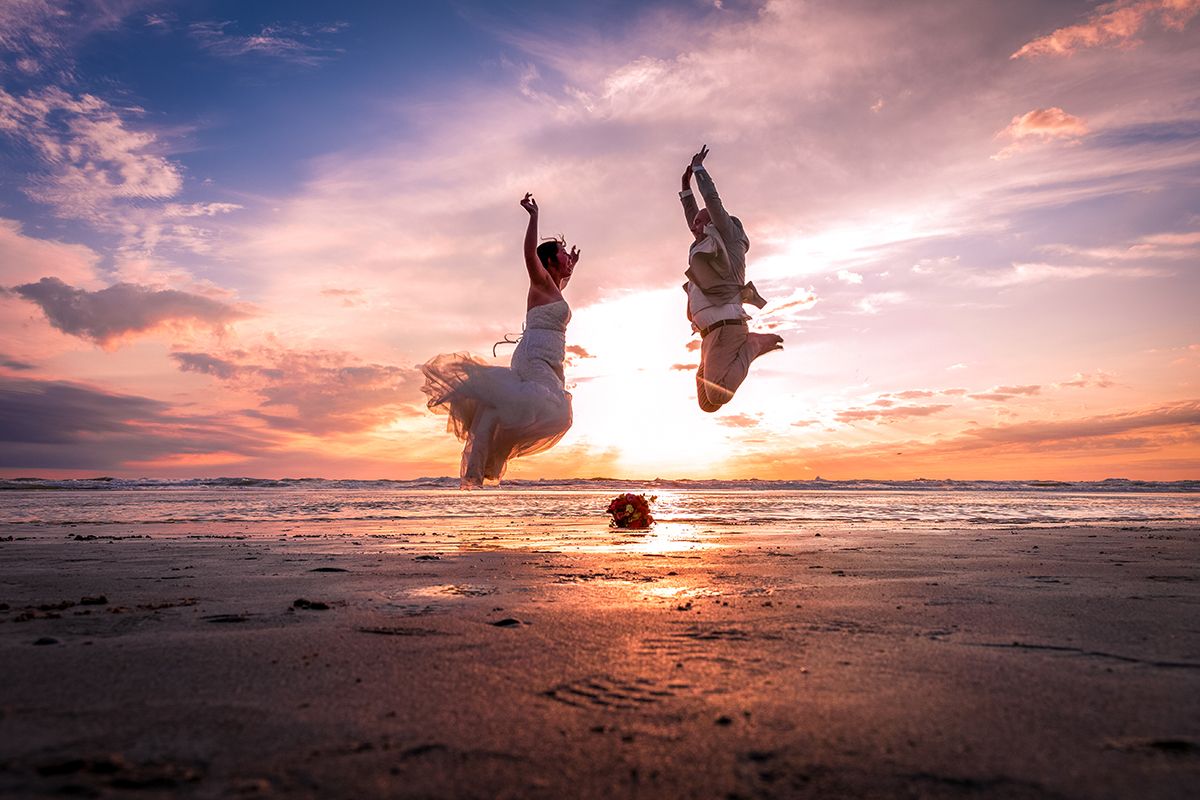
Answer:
[{"left": 679, "top": 145, "right": 782, "bottom": 412}]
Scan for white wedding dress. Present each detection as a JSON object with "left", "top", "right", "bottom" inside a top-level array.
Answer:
[{"left": 420, "top": 300, "right": 573, "bottom": 488}]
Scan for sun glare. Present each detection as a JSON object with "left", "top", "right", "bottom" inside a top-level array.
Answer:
[{"left": 566, "top": 288, "right": 746, "bottom": 476}]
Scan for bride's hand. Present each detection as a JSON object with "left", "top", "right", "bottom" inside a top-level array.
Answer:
[
  {"left": 520, "top": 193, "right": 538, "bottom": 215},
  {"left": 690, "top": 144, "right": 708, "bottom": 169},
  {"left": 569, "top": 245, "right": 580, "bottom": 265}
]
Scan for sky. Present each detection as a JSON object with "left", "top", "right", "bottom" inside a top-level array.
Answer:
[{"left": 0, "top": 0, "right": 1198, "bottom": 481}]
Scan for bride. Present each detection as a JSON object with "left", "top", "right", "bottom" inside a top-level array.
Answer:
[{"left": 420, "top": 193, "right": 580, "bottom": 488}]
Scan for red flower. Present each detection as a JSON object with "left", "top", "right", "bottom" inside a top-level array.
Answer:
[{"left": 605, "top": 493, "right": 656, "bottom": 529}]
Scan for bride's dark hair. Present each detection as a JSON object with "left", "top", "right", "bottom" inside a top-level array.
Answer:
[{"left": 536, "top": 236, "right": 565, "bottom": 270}]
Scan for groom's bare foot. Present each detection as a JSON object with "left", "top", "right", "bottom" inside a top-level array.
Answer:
[{"left": 748, "top": 332, "right": 784, "bottom": 360}]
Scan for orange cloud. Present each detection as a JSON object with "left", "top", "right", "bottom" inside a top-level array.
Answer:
[
  {"left": 724, "top": 400, "right": 1200, "bottom": 480},
  {"left": 1002, "top": 107, "right": 1088, "bottom": 139},
  {"left": 718, "top": 413, "right": 760, "bottom": 428},
  {"left": 1012, "top": 0, "right": 1200, "bottom": 59},
  {"left": 836, "top": 404, "right": 952, "bottom": 423},
  {"left": 993, "top": 107, "right": 1088, "bottom": 158},
  {"left": 969, "top": 384, "right": 1042, "bottom": 402}
]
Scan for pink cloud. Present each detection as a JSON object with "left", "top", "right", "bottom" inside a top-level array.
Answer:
[
  {"left": 172, "top": 347, "right": 419, "bottom": 435},
  {"left": 968, "top": 262, "right": 1168, "bottom": 286},
  {"left": 0, "top": 219, "right": 101, "bottom": 287},
  {"left": 1012, "top": 0, "right": 1200, "bottom": 59}
]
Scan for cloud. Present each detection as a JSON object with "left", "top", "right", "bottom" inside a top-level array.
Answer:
[
  {"left": 189, "top": 20, "right": 348, "bottom": 65},
  {"left": 758, "top": 286, "right": 819, "bottom": 330},
  {"left": 836, "top": 403, "right": 952, "bottom": 423},
  {"left": 836, "top": 269, "right": 862, "bottom": 284},
  {"left": 163, "top": 202, "right": 243, "bottom": 218},
  {"left": 718, "top": 412, "right": 761, "bottom": 428},
  {"left": 1038, "top": 229, "right": 1200, "bottom": 263},
  {"left": 0, "top": 376, "right": 273, "bottom": 469},
  {"left": 171, "top": 352, "right": 245, "bottom": 380},
  {"left": 564, "top": 344, "right": 595, "bottom": 366},
  {"left": 172, "top": 347, "right": 419, "bottom": 435},
  {"left": 0, "top": 78, "right": 232, "bottom": 260},
  {"left": 0, "top": 0, "right": 153, "bottom": 78},
  {"left": 723, "top": 399, "right": 1200, "bottom": 480},
  {"left": 0, "top": 87, "right": 182, "bottom": 221},
  {"left": 1, "top": 357, "right": 35, "bottom": 371},
  {"left": 957, "top": 399, "right": 1200, "bottom": 447},
  {"left": 0, "top": 1, "right": 62, "bottom": 65},
  {"left": 11, "top": 277, "right": 246, "bottom": 346},
  {"left": 855, "top": 291, "right": 907, "bottom": 315},
  {"left": 968, "top": 262, "right": 1170, "bottom": 287},
  {"left": 0, "top": 376, "right": 165, "bottom": 444},
  {"left": 993, "top": 107, "right": 1088, "bottom": 159},
  {"left": 969, "top": 384, "right": 1042, "bottom": 402},
  {"left": 1012, "top": 0, "right": 1200, "bottom": 59},
  {"left": 0, "top": 218, "right": 102, "bottom": 287},
  {"left": 1057, "top": 370, "right": 1118, "bottom": 389}
]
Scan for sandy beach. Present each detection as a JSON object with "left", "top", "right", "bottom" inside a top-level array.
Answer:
[{"left": 1, "top": 519, "right": 1197, "bottom": 799}]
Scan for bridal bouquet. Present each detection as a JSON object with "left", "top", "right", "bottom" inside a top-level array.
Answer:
[{"left": 606, "top": 493, "right": 656, "bottom": 529}]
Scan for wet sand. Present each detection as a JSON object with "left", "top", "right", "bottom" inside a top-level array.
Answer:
[{"left": 1, "top": 520, "right": 1197, "bottom": 798}]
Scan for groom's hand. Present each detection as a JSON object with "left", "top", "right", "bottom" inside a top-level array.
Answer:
[{"left": 690, "top": 144, "right": 709, "bottom": 170}]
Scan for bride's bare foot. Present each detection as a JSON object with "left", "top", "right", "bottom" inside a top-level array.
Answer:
[{"left": 748, "top": 332, "right": 783, "bottom": 360}]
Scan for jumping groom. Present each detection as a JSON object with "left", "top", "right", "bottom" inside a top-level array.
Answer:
[{"left": 679, "top": 145, "right": 782, "bottom": 412}]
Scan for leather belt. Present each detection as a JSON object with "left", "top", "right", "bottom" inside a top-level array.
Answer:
[{"left": 699, "top": 318, "right": 746, "bottom": 338}]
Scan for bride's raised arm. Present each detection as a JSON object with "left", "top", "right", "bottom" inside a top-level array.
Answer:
[{"left": 520, "top": 193, "right": 551, "bottom": 289}]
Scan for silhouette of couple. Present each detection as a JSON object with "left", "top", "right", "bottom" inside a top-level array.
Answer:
[{"left": 421, "top": 146, "right": 783, "bottom": 488}]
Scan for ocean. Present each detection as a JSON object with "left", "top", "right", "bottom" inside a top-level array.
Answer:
[{"left": 1, "top": 477, "right": 1197, "bottom": 529}]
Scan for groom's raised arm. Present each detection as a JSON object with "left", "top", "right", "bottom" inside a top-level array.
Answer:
[
  {"left": 692, "top": 162, "right": 740, "bottom": 250},
  {"left": 679, "top": 165, "right": 700, "bottom": 231}
]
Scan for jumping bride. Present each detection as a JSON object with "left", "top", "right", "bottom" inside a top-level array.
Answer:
[{"left": 419, "top": 193, "right": 579, "bottom": 488}]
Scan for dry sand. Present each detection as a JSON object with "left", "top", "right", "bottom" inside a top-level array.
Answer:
[{"left": 1, "top": 519, "right": 1197, "bottom": 798}]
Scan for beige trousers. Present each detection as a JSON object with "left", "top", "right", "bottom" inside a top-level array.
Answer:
[{"left": 695, "top": 324, "right": 752, "bottom": 412}]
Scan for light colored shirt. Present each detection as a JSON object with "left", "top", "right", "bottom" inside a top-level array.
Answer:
[{"left": 688, "top": 281, "right": 748, "bottom": 331}]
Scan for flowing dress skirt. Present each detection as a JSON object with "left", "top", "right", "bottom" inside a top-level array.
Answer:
[{"left": 420, "top": 301, "right": 573, "bottom": 488}]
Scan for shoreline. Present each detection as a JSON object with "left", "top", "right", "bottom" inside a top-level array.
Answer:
[{"left": 2, "top": 522, "right": 1198, "bottom": 798}]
